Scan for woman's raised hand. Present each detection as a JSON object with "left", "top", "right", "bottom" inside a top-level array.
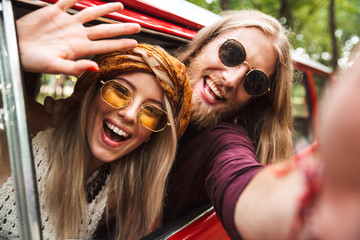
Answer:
[{"left": 17, "top": 0, "right": 141, "bottom": 76}]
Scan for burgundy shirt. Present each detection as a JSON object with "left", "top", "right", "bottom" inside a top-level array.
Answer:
[{"left": 163, "top": 123, "right": 264, "bottom": 240}]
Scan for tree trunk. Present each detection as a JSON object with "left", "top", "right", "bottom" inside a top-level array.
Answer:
[
  {"left": 220, "top": 0, "right": 230, "bottom": 10},
  {"left": 279, "top": 0, "right": 293, "bottom": 27},
  {"left": 329, "top": 0, "right": 338, "bottom": 70}
]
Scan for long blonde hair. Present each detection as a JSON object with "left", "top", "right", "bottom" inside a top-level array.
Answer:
[
  {"left": 44, "top": 79, "right": 177, "bottom": 239},
  {"left": 177, "top": 10, "right": 294, "bottom": 164}
]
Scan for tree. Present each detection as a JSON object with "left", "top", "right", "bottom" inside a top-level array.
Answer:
[
  {"left": 220, "top": 0, "right": 230, "bottom": 10},
  {"left": 185, "top": 0, "right": 360, "bottom": 69},
  {"left": 279, "top": 0, "right": 293, "bottom": 27},
  {"left": 329, "top": 0, "right": 338, "bottom": 70}
]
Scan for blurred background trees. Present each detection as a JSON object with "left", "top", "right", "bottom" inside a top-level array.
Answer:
[{"left": 186, "top": 0, "right": 360, "bottom": 70}]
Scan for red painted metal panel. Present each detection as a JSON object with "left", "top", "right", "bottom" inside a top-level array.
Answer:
[
  {"left": 116, "top": 0, "right": 205, "bottom": 30},
  {"left": 41, "top": 0, "right": 197, "bottom": 39},
  {"left": 293, "top": 61, "right": 332, "bottom": 78},
  {"left": 303, "top": 70, "right": 319, "bottom": 138},
  {"left": 168, "top": 210, "right": 231, "bottom": 240},
  {"left": 293, "top": 60, "right": 332, "bottom": 140}
]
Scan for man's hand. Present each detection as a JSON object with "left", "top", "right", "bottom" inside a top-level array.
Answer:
[
  {"left": 17, "top": 0, "right": 141, "bottom": 76},
  {"left": 44, "top": 96, "right": 71, "bottom": 127}
]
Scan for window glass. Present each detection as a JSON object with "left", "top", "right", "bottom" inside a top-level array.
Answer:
[
  {"left": 0, "top": 92, "right": 11, "bottom": 187},
  {"left": 291, "top": 70, "right": 313, "bottom": 151},
  {"left": 33, "top": 74, "right": 76, "bottom": 104},
  {"left": 313, "top": 74, "right": 329, "bottom": 100}
]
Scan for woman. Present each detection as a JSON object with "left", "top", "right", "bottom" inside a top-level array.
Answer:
[{"left": 0, "top": 44, "right": 192, "bottom": 239}]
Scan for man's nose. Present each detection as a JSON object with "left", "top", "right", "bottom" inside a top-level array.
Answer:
[{"left": 221, "top": 65, "right": 248, "bottom": 88}]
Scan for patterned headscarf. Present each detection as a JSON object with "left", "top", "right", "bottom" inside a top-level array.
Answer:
[{"left": 71, "top": 44, "right": 192, "bottom": 138}]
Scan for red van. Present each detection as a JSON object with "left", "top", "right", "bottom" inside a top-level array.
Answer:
[{"left": 1, "top": 1, "right": 332, "bottom": 239}]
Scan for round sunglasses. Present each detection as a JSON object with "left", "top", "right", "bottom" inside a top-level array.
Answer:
[
  {"left": 218, "top": 38, "right": 271, "bottom": 96},
  {"left": 100, "top": 80, "right": 170, "bottom": 132}
]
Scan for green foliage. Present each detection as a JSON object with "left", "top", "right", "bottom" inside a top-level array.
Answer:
[
  {"left": 186, "top": 0, "right": 360, "bottom": 69},
  {"left": 41, "top": 74, "right": 53, "bottom": 85}
]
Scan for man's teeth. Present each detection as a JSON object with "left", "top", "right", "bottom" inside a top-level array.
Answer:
[
  {"left": 205, "top": 79, "right": 224, "bottom": 98},
  {"left": 105, "top": 121, "right": 129, "bottom": 137},
  {"left": 204, "top": 88, "right": 216, "bottom": 101}
]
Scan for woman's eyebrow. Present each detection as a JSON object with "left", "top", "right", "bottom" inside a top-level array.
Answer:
[
  {"left": 114, "top": 77, "right": 136, "bottom": 91},
  {"left": 149, "top": 98, "right": 163, "bottom": 106},
  {"left": 114, "top": 77, "right": 164, "bottom": 106}
]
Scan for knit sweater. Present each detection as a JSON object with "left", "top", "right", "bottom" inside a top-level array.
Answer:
[{"left": 0, "top": 129, "right": 109, "bottom": 239}]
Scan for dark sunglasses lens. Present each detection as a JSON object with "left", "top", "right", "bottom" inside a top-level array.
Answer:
[
  {"left": 101, "top": 81, "right": 132, "bottom": 108},
  {"left": 244, "top": 70, "right": 269, "bottom": 96},
  {"left": 219, "top": 39, "right": 246, "bottom": 67},
  {"left": 140, "top": 105, "right": 169, "bottom": 131}
]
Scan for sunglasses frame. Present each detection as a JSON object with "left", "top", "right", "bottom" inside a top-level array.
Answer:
[
  {"left": 100, "top": 80, "right": 170, "bottom": 132},
  {"left": 218, "top": 38, "right": 271, "bottom": 97}
]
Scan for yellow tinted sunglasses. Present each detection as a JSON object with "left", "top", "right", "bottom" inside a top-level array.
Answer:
[{"left": 100, "top": 80, "right": 170, "bottom": 132}]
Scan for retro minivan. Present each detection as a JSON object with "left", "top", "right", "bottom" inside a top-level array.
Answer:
[{"left": 0, "top": 0, "right": 332, "bottom": 239}]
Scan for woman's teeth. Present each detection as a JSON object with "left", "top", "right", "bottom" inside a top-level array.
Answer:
[{"left": 105, "top": 121, "right": 129, "bottom": 137}]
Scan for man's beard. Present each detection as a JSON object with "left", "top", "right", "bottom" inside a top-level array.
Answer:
[
  {"left": 187, "top": 56, "right": 243, "bottom": 129},
  {"left": 190, "top": 93, "right": 241, "bottom": 128}
]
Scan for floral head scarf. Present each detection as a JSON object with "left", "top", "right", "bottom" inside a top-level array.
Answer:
[{"left": 71, "top": 44, "right": 192, "bottom": 138}]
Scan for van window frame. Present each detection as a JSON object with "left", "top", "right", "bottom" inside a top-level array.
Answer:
[{"left": 0, "top": 0, "right": 42, "bottom": 239}]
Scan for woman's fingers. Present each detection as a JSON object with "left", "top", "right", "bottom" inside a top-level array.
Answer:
[
  {"left": 54, "top": 0, "right": 79, "bottom": 12},
  {"left": 84, "top": 38, "right": 138, "bottom": 56},
  {"left": 75, "top": 2, "right": 124, "bottom": 24},
  {"left": 86, "top": 23, "right": 141, "bottom": 40}
]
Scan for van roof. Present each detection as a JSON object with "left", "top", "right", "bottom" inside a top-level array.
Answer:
[
  {"left": 120, "top": 0, "right": 220, "bottom": 30},
  {"left": 41, "top": 0, "right": 219, "bottom": 39}
]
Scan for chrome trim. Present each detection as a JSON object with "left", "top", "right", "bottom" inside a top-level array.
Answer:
[
  {"left": 1, "top": 0, "right": 42, "bottom": 239},
  {"left": 65, "top": 8, "right": 190, "bottom": 45},
  {"left": 165, "top": 206, "right": 214, "bottom": 239}
]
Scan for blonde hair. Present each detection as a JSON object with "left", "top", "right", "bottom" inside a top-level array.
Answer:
[
  {"left": 177, "top": 10, "right": 293, "bottom": 164},
  {"left": 44, "top": 79, "right": 177, "bottom": 239}
]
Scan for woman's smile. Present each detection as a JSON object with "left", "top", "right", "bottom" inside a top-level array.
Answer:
[
  {"left": 101, "top": 120, "right": 130, "bottom": 147},
  {"left": 86, "top": 72, "right": 164, "bottom": 166}
]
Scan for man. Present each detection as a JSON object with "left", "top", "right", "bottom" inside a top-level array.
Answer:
[
  {"left": 163, "top": 10, "right": 360, "bottom": 239},
  {"left": 232, "top": 47, "right": 360, "bottom": 240},
  {"left": 162, "top": 10, "right": 294, "bottom": 240}
]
